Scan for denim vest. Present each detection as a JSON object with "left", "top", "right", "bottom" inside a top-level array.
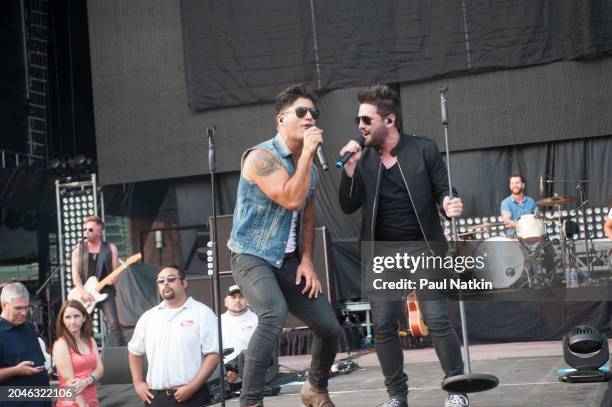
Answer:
[{"left": 227, "top": 134, "right": 317, "bottom": 267}]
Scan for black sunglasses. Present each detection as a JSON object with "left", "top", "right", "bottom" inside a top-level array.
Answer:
[
  {"left": 156, "top": 275, "right": 183, "bottom": 284},
  {"left": 354, "top": 115, "right": 373, "bottom": 126},
  {"left": 283, "top": 107, "right": 320, "bottom": 120}
]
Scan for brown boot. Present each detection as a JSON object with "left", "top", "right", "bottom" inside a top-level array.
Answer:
[{"left": 300, "top": 379, "right": 335, "bottom": 407}]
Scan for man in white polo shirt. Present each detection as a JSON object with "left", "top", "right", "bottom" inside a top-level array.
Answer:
[{"left": 128, "top": 265, "right": 220, "bottom": 406}]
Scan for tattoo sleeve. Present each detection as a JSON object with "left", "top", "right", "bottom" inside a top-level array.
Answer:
[{"left": 253, "top": 151, "right": 282, "bottom": 176}]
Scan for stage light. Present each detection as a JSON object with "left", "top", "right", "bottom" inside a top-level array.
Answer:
[{"left": 560, "top": 325, "right": 610, "bottom": 383}]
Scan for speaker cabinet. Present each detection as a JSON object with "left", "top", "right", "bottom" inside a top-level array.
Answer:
[{"left": 207, "top": 215, "right": 336, "bottom": 329}]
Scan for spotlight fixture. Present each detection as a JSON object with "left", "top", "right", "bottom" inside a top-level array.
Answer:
[{"left": 560, "top": 325, "right": 610, "bottom": 383}]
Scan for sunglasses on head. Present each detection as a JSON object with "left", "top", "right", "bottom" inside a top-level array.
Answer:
[
  {"left": 156, "top": 275, "right": 183, "bottom": 284},
  {"left": 282, "top": 107, "right": 320, "bottom": 120},
  {"left": 354, "top": 115, "right": 373, "bottom": 126}
]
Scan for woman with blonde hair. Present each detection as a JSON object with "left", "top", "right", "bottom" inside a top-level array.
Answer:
[{"left": 53, "top": 300, "right": 103, "bottom": 407}]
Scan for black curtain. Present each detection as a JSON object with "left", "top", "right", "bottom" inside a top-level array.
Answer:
[{"left": 181, "top": 0, "right": 612, "bottom": 111}]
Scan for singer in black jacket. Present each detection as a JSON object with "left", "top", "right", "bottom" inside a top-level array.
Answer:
[{"left": 338, "top": 84, "right": 469, "bottom": 407}]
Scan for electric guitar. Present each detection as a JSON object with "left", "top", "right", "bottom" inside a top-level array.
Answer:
[
  {"left": 67, "top": 253, "right": 142, "bottom": 313},
  {"left": 406, "top": 291, "right": 429, "bottom": 337}
]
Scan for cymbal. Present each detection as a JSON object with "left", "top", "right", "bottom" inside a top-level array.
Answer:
[
  {"left": 537, "top": 195, "right": 575, "bottom": 206},
  {"left": 545, "top": 214, "right": 572, "bottom": 222}
]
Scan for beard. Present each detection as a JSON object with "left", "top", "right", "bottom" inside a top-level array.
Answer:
[
  {"left": 161, "top": 288, "right": 175, "bottom": 300},
  {"left": 364, "top": 128, "right": 386, "bottom": 147},
  {"left": 511, "top": 186, "right": 524, "bottom": 194}
]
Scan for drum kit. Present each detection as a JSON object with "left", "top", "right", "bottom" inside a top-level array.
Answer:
[{"left": 458, "top": 194, "right": 606, "bottom": 290}]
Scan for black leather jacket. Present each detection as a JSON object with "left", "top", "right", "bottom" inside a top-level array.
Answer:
[{"left": 339, "top": 133, "right": 454, "bottom": 254}]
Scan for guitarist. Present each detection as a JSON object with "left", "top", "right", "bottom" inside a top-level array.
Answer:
[
  {"left": 338, "top": 85, "right": 468, "bottom": 407},
  {"left": 71, "top": 215, "right": 125, "bottom": 346}
]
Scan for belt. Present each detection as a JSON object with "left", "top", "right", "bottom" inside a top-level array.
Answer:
[
  {"left": 152, "top": 389, "right": 177, "bottom": 396},
  {"left": 283, "top": 251, "right": 298, "bottom": 260}
]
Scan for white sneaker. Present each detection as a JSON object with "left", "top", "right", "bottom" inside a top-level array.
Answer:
[
  {"left": 377, "top": 398, "right": 408, "bottom": 407},
  {"left": 445, "top": 393, "right": 469, "bottom": 407}
]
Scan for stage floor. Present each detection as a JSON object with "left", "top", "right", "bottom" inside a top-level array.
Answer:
[{"left": 99, "top": 340, "right": 612, "bottom": 406}]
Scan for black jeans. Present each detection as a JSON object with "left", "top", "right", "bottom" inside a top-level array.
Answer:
[
  {"left": 231, "top": 253, "right": 340, "bottom": 406},
  {"left": 101, "top": 290, "right": 126, "bottom": 347},
  {"left": 370, "top": 296, "right": 464, "bottom": 400},
  {"left": 148, "top": 385, "right": 210, "bottom": 407}
]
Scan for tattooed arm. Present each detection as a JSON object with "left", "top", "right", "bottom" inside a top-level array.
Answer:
[{"left": 243, "top": 148, "right": 313, "bottom": 210}]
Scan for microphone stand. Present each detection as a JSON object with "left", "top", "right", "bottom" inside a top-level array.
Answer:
[
  {"left": 439, "top": 87, "right": 499, "bottom": 394},
  {"left": 35, "top": 261, "right": 67, "bottom": 346},
  {"left": 207, "top": 126, "right": 226, "bottom": 406}
]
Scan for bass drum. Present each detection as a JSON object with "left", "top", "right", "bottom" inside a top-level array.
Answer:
[{"left": 469, "top": 236, "right": 526, "bottom": 289}]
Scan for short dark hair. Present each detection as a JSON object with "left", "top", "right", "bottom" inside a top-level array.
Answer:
[
  {"left": 274, "top": 84, "right": 317, "bottom": 116},
  {"left": 83, "top": 215, "right": 104, "bottom": 229},
  {"left": 357, "top": 84, "right": 401, "bottom": 126},
  {"left": 508, "top": 174, "right": 526, "bottom": 184},
  {"left": 158, "top": 264, "right": 185, "bottom": 279}
]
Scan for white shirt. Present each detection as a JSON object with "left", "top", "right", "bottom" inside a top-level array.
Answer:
[
  {"left": 285, "top": 212, "right": 298, "bottom": 253},
  {"left": 221, "top": 308, "right": 258, "bottom": 362},
  {"left": 128, "top": 297, "right": 219, "bottom": 389}
]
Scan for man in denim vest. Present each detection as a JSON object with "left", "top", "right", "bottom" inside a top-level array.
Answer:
[{"left": 228, "top": 84, "right": 339, "bottom": 407}]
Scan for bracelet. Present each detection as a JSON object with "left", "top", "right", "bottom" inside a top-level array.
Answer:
[{"left": 88, "top": 374, "right": 96, "bottom": 384}]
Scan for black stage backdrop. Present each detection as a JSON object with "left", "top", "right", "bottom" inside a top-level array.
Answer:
[
  {"left": 90, "top": 0, "right": 612, "bottom": 185},
  {"left": 181, "top": 0, "right": 612, "bottom": 111}
]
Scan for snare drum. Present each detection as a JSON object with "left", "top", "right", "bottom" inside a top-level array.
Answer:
[{"left": 516, "top": 214, "right": 545, "bottom": 244}]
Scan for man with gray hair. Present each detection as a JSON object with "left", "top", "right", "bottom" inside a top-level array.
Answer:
[{"left": 0, "top": 282, "right": 51, "bottom": 407}]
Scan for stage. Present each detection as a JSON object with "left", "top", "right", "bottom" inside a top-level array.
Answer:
[{"left": 98, "top": 340, "right": 612, "bottom": 407}]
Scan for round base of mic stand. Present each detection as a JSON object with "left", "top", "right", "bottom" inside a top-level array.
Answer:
[{"left": 442, "top": 373, "right": 499, "bottom": 393}]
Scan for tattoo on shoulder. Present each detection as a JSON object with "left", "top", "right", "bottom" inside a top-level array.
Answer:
[{"left": 253, "top": 151, "right": 282, "bottom": 176}]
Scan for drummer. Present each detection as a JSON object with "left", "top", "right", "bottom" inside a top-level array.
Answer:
[{"left": 500, "top": 174, "right": 537, "bottom": 238}]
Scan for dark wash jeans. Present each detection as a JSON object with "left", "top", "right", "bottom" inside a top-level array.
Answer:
[
  {"left": 370, "top": 296, "right": 464, "bottom": 400},
  {"left": 231, "top": 253, "right": 340, "bottom": 406},
  {"left": 101, "top": 290, "right": 126, "bottom": 347}
]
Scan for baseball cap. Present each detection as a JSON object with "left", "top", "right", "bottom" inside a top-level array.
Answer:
[{"left": 228, "top": 284, "right": 241, "bottom": 295}]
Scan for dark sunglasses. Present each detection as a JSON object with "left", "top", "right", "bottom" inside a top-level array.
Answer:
[
  {"left": 83, "top": 228, "right": 94, "bottom": 232},
  {"left": 156, "top": 275, "right": 183, "bottom": 284},
  {"left": 354, "top": 115, "right": 373, "bottom": 126},
  {"left": 283, "top": 107, "right": 320, "bottom": 120}
]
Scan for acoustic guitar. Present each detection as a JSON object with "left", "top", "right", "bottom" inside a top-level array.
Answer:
[
  {"left": 67, "top": 253, "right": 142, "bottom": 313},
  {"left": 406, "top": 291, "right": 429, "bottom": 336}
]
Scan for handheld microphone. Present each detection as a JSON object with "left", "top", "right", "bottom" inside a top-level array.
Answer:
[
  {"left": 336, "top": 137, "right": 365, "bottom": 168},
  {"left": 316, "top": 145, "right": 329, "bottom": 171}
]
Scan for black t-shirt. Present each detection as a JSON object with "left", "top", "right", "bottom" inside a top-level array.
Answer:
[
  {"left": 375, "top": 163, "right": 424, "bottom": 241},
  {"left": 87, "top": 253, "right": 115, "bottom": 294}
]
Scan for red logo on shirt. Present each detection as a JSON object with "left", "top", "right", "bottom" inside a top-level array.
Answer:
[{"left": 180, "top": 319, "right": 195, "bottom": 327}]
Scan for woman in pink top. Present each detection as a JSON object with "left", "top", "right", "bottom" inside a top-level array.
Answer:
[{"left": 53, "top": 300, "right": 104, "bottom": 407}]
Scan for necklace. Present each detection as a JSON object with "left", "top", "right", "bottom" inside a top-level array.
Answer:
[{"left": 92, "top": 253, "right": 97, "bottom": 261}]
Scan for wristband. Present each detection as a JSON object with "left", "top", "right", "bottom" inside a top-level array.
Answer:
[{"left": 88, "top": 374, "right": 96, "bottom": 384}]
